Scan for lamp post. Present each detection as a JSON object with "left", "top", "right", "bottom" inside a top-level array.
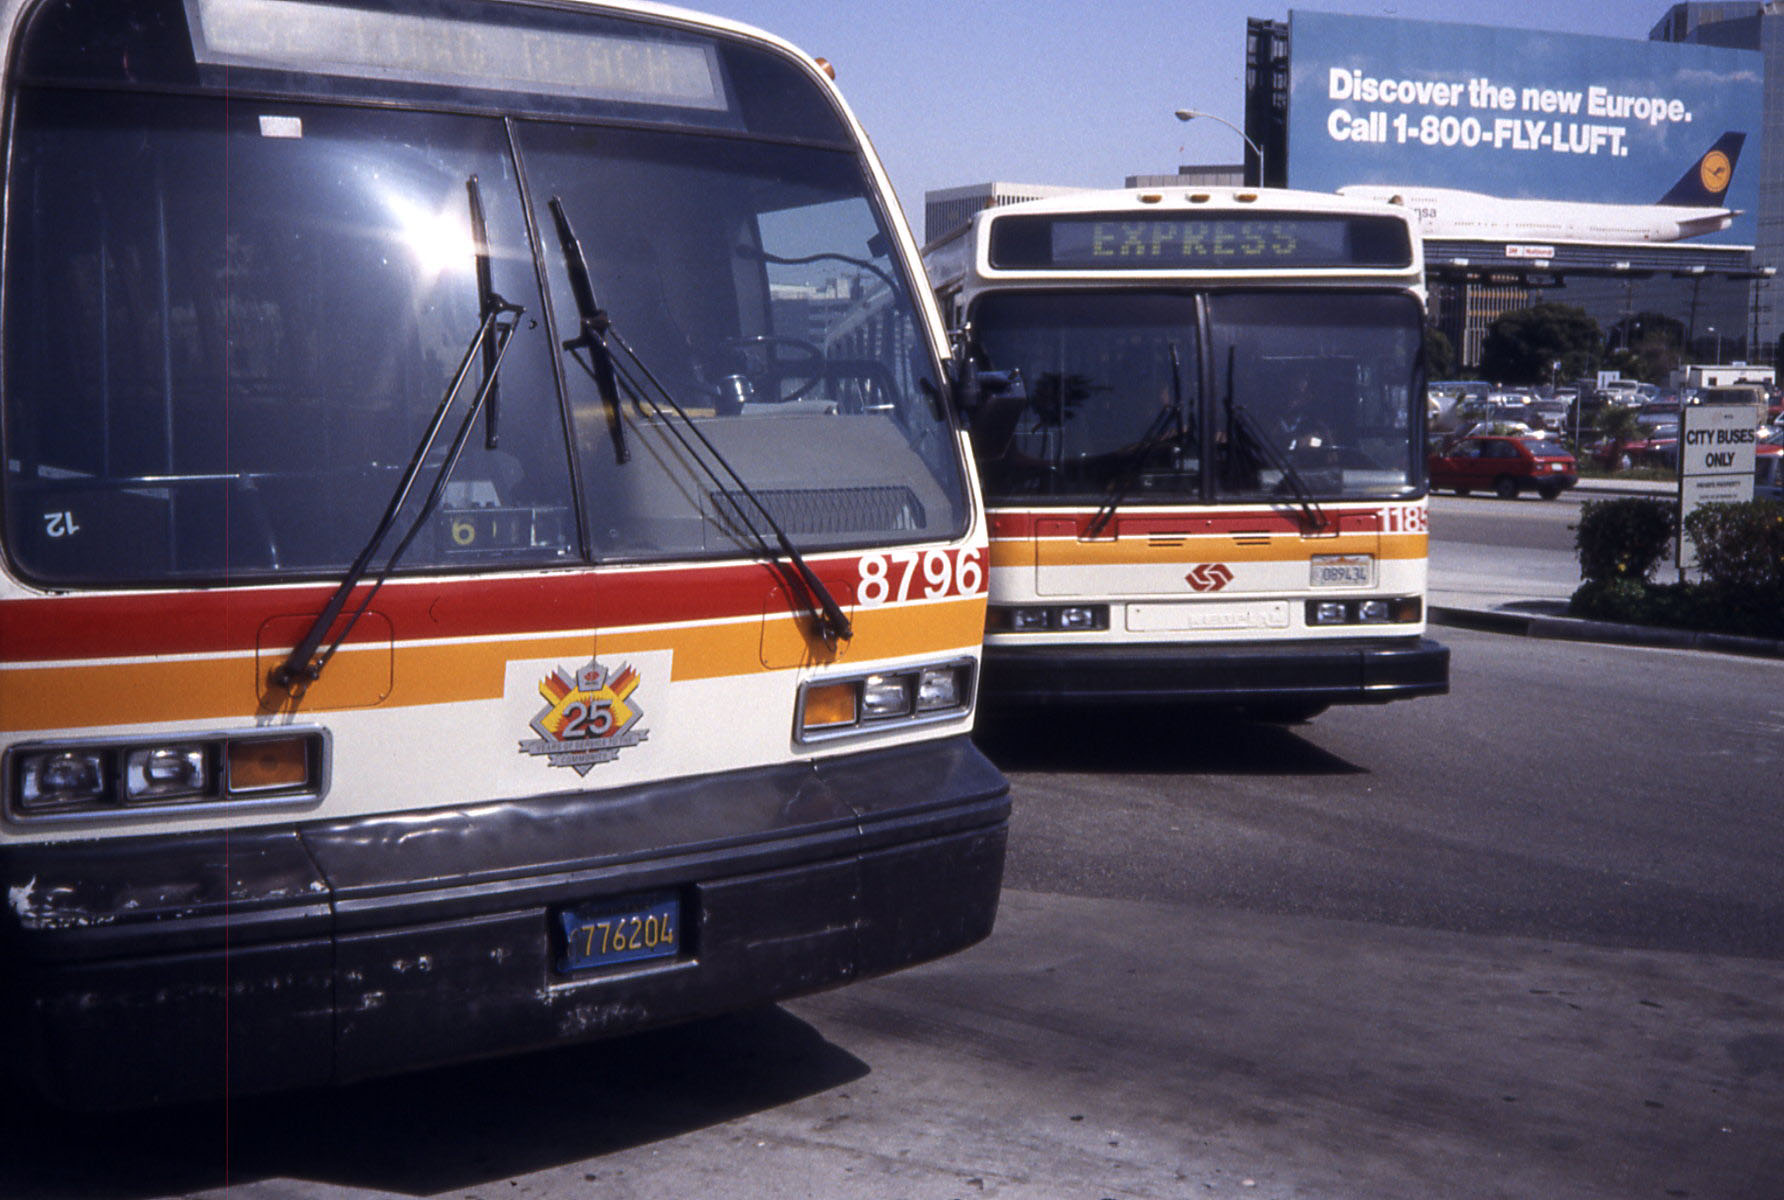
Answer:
[
  {"left": 1174, "top": 108, "right": 1265, "bottom": 186},
  {"left": 1709, "top": 325, "right": 1721, "bottom": 364}
]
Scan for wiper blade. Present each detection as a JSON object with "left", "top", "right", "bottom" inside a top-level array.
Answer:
[
  {"left": 275, "top": 179, "right": 524, "bottom": 689},
  {"left": 547, "top": 196, "right": 629, "bottom": 465},
  {"left": 1222, "top": 346, "right": 1326, "bottom": 531},
  {"left": 468, "top": 174, "right": 501, "bottom": 450},
  {"left": 735, "top": 243, "right": 904, "bottom": 299},
  {"left": 554, "top": 202, "right": 851, "bottom": 647},
  {"left": 1086, "top": 342, "right": 1190, "bottom": 539}
]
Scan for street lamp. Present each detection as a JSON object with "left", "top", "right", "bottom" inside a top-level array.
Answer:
[
  {"left": 1174, "top": 108, "right": 1265, "bottom": 186},
  {"left": 1709, "top": 325, "right": 1721, "bottom": 364}
]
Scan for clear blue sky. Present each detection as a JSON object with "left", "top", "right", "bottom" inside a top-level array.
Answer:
[{"left": 688, "top": 1, "right": 1680, "bottom": 234}]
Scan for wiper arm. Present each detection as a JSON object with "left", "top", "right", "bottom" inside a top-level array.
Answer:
[
  {"left": 276, "top": 179, "right": 524, "bottom": 689},
  {"left": 1085, "top": 343, "right": 1189, "bottom": 539},
  {"left": 734, "top": 243, "right": 904, "bottom": 299},
  {"left": 468, "top": 174, "right": 501, "bottom": 450},
  {"left": 1222, "top": 347, "right": 1327, "bottom": 532},
  {"left": 547, "top": 196, "right": 629, "bottom": 465},
  {"left": 553, "top": 201, "right": 851, "bottom": 647}
]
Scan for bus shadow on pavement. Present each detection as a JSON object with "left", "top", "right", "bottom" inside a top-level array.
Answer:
[
  {"left": 0, "top": 1005, "right": 866, "bottom": 1199},
  {"left": 973, "top": 703, "right": 1365, "bottom": 776}
]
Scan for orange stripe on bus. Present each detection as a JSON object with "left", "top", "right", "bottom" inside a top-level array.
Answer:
[
  {"left": 1, "top": 599, "right": 986, "bottom": 733},
  {"left": 991, "top": 532, "right": 1425, "bottom": 568}
]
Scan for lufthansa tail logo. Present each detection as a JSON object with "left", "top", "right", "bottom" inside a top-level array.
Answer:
[{"left": 1701, "top": 150, "right": 1733, "bottom": 194}]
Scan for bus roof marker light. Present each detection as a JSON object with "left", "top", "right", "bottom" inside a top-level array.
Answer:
[
  {"left": 813, "top": 57, "right": 836, "bottom": 80},
  {"left": 1139, "top": 193, "right": 1164, "bottom": 204}
]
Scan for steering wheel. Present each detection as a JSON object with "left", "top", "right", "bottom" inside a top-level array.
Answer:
[{"left": 715, "top": 335, "right": 825, "bottom": 404}]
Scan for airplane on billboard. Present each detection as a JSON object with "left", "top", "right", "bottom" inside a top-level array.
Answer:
[{"left": 1337, "top": 132, "right": 1745, "bottom": 244}]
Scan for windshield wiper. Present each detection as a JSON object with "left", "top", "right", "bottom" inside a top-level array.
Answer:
[
  {"left": 1086, "top": 342, "right": 1191, "bottom": 539},
  {"left": 734, "top": 243, "right": 904, "bottom": 299},
  {"left": 548, "top": 197, "right": 628, "bottom": 465},
  {"left": 468, "top": 174, "right": 501, "bottom": 450},
  {"left": 274, "top": 178, "right": 524, "bottom": 689},
  {"left": 551, "top": 200, "right": 852, "bottom": 648},
  {"left": 1222, "top": 346, "right": 1328, "bottom": 532}
]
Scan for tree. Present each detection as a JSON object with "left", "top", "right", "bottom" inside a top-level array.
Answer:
[
  {"left": 1594, "top": 402, "right": 1643, "bottom": 471},
  {"left": 1478, "top": 303, "right": 1601, "bottom": 385},
  {"left": 1605, "top": 312, "right": 1685, "bottom": 383},
  {"left": 1422, "top": 325, "right": 1456, "bottom": 380}
]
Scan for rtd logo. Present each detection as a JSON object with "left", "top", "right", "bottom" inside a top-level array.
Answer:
[{"left": 1186, "top": 563, "right": 1234, "bottom": 592}]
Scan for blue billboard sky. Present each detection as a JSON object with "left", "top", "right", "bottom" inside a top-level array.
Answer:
[
  {"left": 1287, "top": 11, "right": 1763, "bottom": 243},
  {"left": 691, "top": 3, "right": 1687, "bottom": 237}
]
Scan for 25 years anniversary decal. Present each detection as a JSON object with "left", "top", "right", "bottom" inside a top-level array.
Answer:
[{"left": 519, "top": 658, "right": 649, "bottom": 775}]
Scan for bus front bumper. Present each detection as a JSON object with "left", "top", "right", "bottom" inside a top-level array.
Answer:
[
  {"left": 1, "top": 736, "right": 1008, "bottom": 1109},
  {"left": 979, "top": 636, "right": 1450, "bottom": 708}
]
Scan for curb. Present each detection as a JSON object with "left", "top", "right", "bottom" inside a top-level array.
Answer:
[{"left": 1430, "top": 605, "right": 1784, "bottom": 660}]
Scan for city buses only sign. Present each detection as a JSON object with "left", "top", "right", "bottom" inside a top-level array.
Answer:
[{"left": 1677, "top": 402, "right": 1756, "bottom": 571}]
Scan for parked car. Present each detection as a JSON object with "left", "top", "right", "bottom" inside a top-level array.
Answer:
[
  {"left": 1428, "top": 435, "right": 1578, "bottom": 500},
  {"left": 1531, "top": 398, "right": 1570, "bottom": 431},
  {"left": 1590, "top": 427, "right": 1677, "bottom": 471}
]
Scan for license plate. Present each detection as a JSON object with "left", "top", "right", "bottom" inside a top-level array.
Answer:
[
  {"left": 557, "top": 890, "right": 681, "bottom": 974},
  {"left": 1310, "top": 554, "right": 1375, "bottom": 587}
]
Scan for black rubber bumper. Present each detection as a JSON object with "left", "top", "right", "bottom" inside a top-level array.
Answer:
[
  {"left": 979, "top": 636, "right": 1450, "bottom": 707},
  {"left": 1, "top": 736, "right": 1008, "bottom": 1108}
]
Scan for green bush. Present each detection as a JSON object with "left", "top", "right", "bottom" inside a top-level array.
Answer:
[
  {"left": 1575, "top": 497, "right": 1676, "bottom": 582},
  {"left": 1569, "top": 576, "right": 1652, "bottom": 622},
  {"left": 1684, "top": 500, "right": 1784, "bottom": 590}
]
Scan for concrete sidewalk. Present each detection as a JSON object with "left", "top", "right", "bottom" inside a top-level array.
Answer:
[{"left": 1427, "top": 476, "right": 1784, "bottom": 660}]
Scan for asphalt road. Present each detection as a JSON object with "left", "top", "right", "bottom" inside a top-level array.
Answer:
[
  {"left": 1428, "top": 489, "right": 1596, "bottom": 607},
  {"left": 6, "top": 625, "right": 1781, "bottom": 1200}
]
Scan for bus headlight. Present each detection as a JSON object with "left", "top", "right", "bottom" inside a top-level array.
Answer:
[
  {"left": 6, "top": 731, "right": 328, "bottom": 823},
  {"left": 797, "top": 660, "right": 974, "bottom": 742},
  {"left": 861, "top": 673, "right": 915, "bottom": 720},
  {"left": 1305, "top": 598, "right": 1423, "bottom": 627},
  {"left": 16, "top": 750, "right": 107, "bottom": 812},
  {"left": 1357, "top": 600, "right": 1393, "bottom": 624},
  {"left": 916, "top": 665, "right": 964, "bottom": 712},
  {"left": 989, "top": 604, "right": 1110, "bottom": 633},
  {"left": 124, "top": 745, "right": 211, "bottom": 803}
]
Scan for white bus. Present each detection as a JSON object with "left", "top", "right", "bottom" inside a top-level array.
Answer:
[
  {"left": 0, "top": 0, "right": 1005, "bottom": 1106},
  {"left": 927, "top": 187, "right": 1448, "bottom": 719}
]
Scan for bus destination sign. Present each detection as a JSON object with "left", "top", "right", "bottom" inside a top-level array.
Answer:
[{"left": 988, "top": 213, "right": 1413, "bottom": 271}]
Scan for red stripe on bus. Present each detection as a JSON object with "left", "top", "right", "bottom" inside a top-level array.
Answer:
[
  {"left": 986, "top": 506, "right": 1387, "bottom": 539},
  {"left": 0, "top": 558, "right": 867, "bottom": 664}
]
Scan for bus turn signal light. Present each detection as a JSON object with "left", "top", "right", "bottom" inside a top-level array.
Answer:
[{"left": 228, "top": 736, "right": 313, "bottom": 792}]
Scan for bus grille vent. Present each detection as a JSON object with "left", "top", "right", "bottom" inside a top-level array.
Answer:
[{"left": 710, "top": 486, "right": 925, "bottom": 535}]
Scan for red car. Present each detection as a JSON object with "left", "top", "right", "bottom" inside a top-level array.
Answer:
[{"left": 1428, "top": 435, "right": 1578, "bottom": 500}]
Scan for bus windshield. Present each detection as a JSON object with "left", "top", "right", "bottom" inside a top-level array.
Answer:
[
  {"left": 967, "top": 291, "right": 1203, "bottom": 500},
  {"left": 966, "top": 289, "right": 1422, "bottom": 503},
  {"left": 3, "top": 29, "right": 964, "bottom": 586}
]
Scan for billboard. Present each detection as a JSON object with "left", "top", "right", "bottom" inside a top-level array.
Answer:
[{"left": 1285, "top": 12, "right": 1762, "bottom": 246}]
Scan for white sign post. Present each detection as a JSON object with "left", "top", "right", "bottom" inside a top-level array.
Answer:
[{"left": 1677, "top": 404, "right": 1757, "bottom": 573}]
